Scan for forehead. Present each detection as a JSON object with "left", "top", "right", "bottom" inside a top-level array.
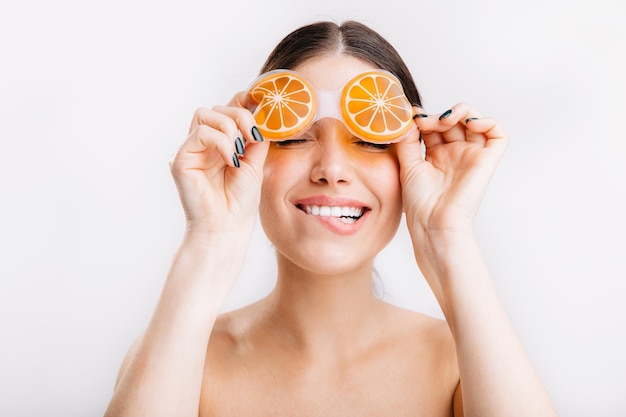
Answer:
[{"left": 292, "top": 54, "right": 377, "bottom": 91}]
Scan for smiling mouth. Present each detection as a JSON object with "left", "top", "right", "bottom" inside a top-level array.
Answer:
[{"left": 296, "top": 204, "right": 368, "bottom": 224}]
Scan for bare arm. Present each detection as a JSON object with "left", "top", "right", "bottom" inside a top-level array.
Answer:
[
  {"left": 104, "top": 93, "right": 269, "bottom": 417},
  {"left": 397, "top": 104, "right": 557, "bottom": 417},
  {"left": 105, "top": 236, "right": 243, "bottom": 417},
  {"left": 418, "top": 231, "right": 556, "bottom": 417}
]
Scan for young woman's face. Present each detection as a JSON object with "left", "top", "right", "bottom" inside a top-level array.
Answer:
[{"left": 259, "top": 54, "right": 404, "bottom": 275}]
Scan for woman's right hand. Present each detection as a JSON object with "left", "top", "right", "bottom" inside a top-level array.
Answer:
[
  {"left": 104, "top": 93, "right": 268, "bottom": 417},
  {"left": 169, "top": 91, "right": 269, "bottom": 240}
]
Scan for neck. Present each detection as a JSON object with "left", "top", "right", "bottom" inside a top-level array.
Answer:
[{"left": 264, "top": 253, "right": 386, "bottom": 359}]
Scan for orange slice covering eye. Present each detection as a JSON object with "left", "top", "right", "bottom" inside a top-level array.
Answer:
[
  {"left": 248, "top": 71, "right": 316, "bottom": 140},
  {"left": 341, "top": 71, "right": 414, "bottom": 143}
]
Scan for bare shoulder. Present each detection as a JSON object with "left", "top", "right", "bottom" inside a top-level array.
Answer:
[
  {"left": 204, "top": 300, "right": 267, "bottom": 364},
  {"left": 200, "top": 301, "right": 273, "bottom": 411},
  {"left": 201, "top": 301, "right": 459, "bottom": 416},
  {"left": 207, "top": 301, "right": 457, "bottom": 366},
  {"left": 381, "top": 303, "right": 458, "bottom": 376},
  {"left": 384, "top": 303, "right": 454, "bottom": 346}
]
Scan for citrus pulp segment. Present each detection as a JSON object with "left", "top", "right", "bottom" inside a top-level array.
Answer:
[
  {"left": 341, "top": 71, "right": 414, "bottom": 143},
  {"left": 248, "top": 71, "right": 316, "bottom": 140}
]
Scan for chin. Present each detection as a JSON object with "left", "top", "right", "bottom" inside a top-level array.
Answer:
[{"left": 276, "top": 242, "right": 375, "bottom": 277}]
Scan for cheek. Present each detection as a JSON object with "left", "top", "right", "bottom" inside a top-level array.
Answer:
[
  {"left": 259, "top": 152, "right": 299, "bottom": 231},
  {"left": 259, "top": 175, "right": 281, "bottom": 249},
  {"left": 375, "top": 162, "right": 404, "bottom": 237},
  {"left": 381, "top": 177, "right": 403, "bottom": 221},
  {"left": 259, "top": 160, "right": 279, "bottom": 225},
  {"left": 262, "top": 148, "right": 299, "bottom": 179},
  {"left": 365, "top": 155, "right": 402, "bottom": 204},
  {"left": 367, "top": 158, "right": 404, "bottom": 231},
  {"left": 261, "top": 151, "right": 295, "bottom": 199}
]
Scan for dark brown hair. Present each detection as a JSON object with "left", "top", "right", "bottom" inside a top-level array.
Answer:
[{"left": 260, "top": 20, "right": 422, "bottom": 107}]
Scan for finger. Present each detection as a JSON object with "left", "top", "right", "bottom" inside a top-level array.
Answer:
[
  {"left": 214, "top": 96, "right": 269, "bottom": 173},
  {"left": 212, "top": 104, "right": 264, "bottom": 145},
  {"left": 238, "top": 136, "right": 269, "bottom": 176},
  {"left": 464, "top": 116, "right": 506, "bottom": 139},
  {"left": 189, "top": 90, "right": 256, "bottom": 134},
  {"left": 187, "top": 106, "right": 259, "bottom": 156},
  {"left": 433, "top": 103, "right": 482, "bottom": 143},
  {"left": 185, "top": 99, "right": 268, "bottom": 173},
  {"left": 420, "top": 130, "right": 445, "bottom": 149},
  {"left": 412, "top": 105, "right": 468, "bottom": 135},
  {"left": 452, "top": 103, "right": 488, "bottom": 145},
  {"left": 411, "top": 106, "right": 438, "bottom": 134},
  {"left": 225, "top": 90, "right": 267, "bottom": 144},
  {"left": 175, "top": 123, "right": 239, "bottom": 169},
  {"left": 412, "top": 107, "right": 445, "bottom": 148},
  {"left": 226, "top": 90, "right": 255, "bottom": 111},
  {"left": 396, "top": 126, "right": 424, "bottom": 167},
  {"left": 188, "top": 106, "right": 238, "bottom": 137},
  {"left": 414, "top": 103, "right": 478, "bottom": 129},
  {"left": 416, "top": 103, "right": 490, "bottom": 146},
  {"left": 414, "top": 106, "right": 474, "bottom": 147},
  {"left": 465, "top": 116, "right": 510, "bottom": 156}
]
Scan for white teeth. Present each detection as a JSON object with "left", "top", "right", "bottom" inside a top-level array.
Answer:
[{"left": 302, "top": 205, "right": 364, "bottom": 219}]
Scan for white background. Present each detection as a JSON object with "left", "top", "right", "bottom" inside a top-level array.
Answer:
[{"left": 1, "top": 0, "right": 625, "bottom": 416}]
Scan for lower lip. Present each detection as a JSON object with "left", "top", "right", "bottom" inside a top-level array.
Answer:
[{"left": 298, "top": 209, "right": 369, "bottom": 235}]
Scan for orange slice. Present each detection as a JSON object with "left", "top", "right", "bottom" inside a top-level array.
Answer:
[
  {"left": 341, "top": 71, "right": 414, "bottom": 143},
  {"left": 248, "top": 71, "right": 316, "bottom": 140}
]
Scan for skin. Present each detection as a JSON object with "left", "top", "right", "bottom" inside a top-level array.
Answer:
[{"left": 104, "top": 54, "right": 558, "bottom": 417}]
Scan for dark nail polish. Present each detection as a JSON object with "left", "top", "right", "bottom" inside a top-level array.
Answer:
[
  {"left": 232, "top": 153, "right": 240, "bottom": 168},
  {"left": 413, "top": 113, "right": 429, "bottom": 119},
  {"left": 465, "top": 117, "right": 479, "bottom": 123},
  {"left": 251, "top": 126, "right": 264, "bottom": 142},
  {"left": 235, "top": 137, "right": 245, "bottom": 155},
  {"left": 439, "top": 109, "right": 453, "bottom": 120}
]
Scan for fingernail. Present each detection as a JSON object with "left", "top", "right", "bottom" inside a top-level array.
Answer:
[
  {"left": 235, "top": 137, "right": 245, "bottom": 155},
  {"left": 439, "top": 109, "right": 453, "bottom": 120},
  {"left": 465, "top": 117, "right": 479, "bottom": 124},
  {"left": 413, "top": 113, "right": 429, "bottom": 119},
  {"left": 232, "top": 153, "right": 240, "bottom": 168},
  {"left": 251, "top": 126, "right": 264, "bottom": 142}
]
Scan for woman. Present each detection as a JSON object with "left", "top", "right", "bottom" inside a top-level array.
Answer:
[{"left": 104, "top": 20, "right": 558, "bottom": 416}]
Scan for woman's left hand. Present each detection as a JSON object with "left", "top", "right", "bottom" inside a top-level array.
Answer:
[{"left": 396, "top": 103, "right": 509, "bottom": 238}]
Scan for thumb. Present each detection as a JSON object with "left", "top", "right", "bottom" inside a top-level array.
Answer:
[
  {"left": 226, "top": 90, "right": 269, "bottom": 174},
  {"left": 241, "top": 137, "right": 269, "bottom": 176},
  {"left": 395, "top": 125, "right": 423, "bottom": 168},
  {"left": 227, "top": 90, "right": 255, "bottom": 112}
]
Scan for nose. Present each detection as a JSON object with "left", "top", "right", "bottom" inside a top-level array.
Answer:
[{"left": 309, "top": 121, "right": 354, "bottom": 186}]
